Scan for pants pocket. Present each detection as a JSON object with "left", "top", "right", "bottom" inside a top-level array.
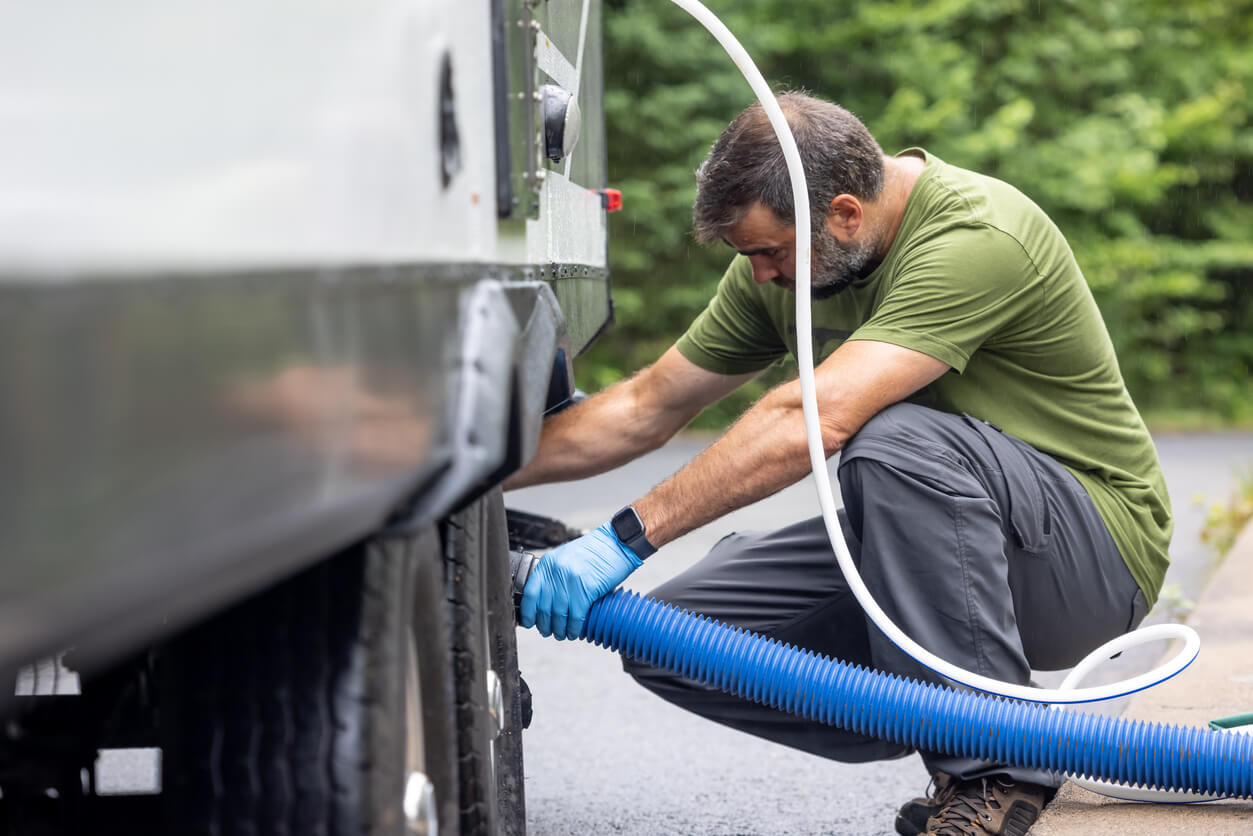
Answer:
[{"left": 960, "top": 414, "right": 1052, "bottom": 554}]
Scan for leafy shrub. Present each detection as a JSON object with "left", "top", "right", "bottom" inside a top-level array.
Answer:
[{"left": 583, "top": 0, "right": 1253, "bottom": 429}]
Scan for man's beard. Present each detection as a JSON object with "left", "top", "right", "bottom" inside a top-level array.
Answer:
[
  {"left": 767, "top": 226, "right": 882, "bottom": 299},
  {"left": 809, "top": 226, "right": 878, "bottom": 300}
]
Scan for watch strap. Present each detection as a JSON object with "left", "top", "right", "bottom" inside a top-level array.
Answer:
[{"left": 611, "top": 505, "right": 657, "bottom": 560}]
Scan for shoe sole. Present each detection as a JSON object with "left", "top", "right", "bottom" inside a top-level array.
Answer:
[{"left": 1002, "top": 800, "right": 1041, "bottom": 836}]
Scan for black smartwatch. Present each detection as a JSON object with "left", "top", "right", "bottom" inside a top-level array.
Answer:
[{"left": 610, "top": 505, "right": 657, "bottom": 559}]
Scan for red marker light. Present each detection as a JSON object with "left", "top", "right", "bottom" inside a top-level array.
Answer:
[{"left": 597, "top": 188, "right": 623, "bottom": 213}]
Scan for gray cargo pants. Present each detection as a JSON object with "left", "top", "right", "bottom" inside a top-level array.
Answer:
[{"left": 623, "top": 403, "right": 1150, "bottom": 785}]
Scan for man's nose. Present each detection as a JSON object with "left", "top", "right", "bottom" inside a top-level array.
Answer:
[{"left": 749, "top": 256, "right": 779, "bottom": 284}]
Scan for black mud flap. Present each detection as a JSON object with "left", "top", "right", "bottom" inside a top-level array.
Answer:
[
  {"left": 505, "top": 508, "right": 582, "bottom": 551},
  {"left": 517, "top": 673, "right": 533, "bottom": 730}
]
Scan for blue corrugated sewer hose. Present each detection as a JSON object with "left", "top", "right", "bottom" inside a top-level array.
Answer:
[
  {"left": 586, "top": 588, "right": 1252, "bottom": 799},
  {"left": 510, "top": 552, "right": 1252, "bottom": 798}
]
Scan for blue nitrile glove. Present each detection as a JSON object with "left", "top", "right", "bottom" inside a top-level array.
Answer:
[{"left": 519, "top": 522, "right": 644, "bottom": 641}]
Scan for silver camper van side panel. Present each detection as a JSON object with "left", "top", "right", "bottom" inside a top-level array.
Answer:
[{"left": 0, "top": 0, "right": 610, "bottom": 677}]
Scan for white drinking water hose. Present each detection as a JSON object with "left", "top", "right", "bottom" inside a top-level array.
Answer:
[{"left": 661, "top": 0, "right": 1242, "bottom": 802}]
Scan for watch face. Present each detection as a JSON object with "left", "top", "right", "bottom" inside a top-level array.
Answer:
[{"left": 613, "top": 508, "right": 644, "bottom": 542}]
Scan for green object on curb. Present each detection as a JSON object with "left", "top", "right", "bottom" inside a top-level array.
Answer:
[{"left": 1209, "top": 713, "right": 1253, "bottom": 732}]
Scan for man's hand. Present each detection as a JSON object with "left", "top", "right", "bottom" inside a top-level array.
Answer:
[{"left": 519, "top": 523, "right": 644, "bottom": 640}]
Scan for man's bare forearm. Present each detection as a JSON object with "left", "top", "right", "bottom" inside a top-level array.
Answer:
[
  {"left": 504, "top": 376, "right": 672, "bottom": 491},
  {"left": 505, "top": 347, "right": 757, "bottom": 492},
  {"left": 632, "top": 380, "right": 843, "bottom": 548},
  {"left": 629, "top": 340, "right": 950, "bottom": 549}
]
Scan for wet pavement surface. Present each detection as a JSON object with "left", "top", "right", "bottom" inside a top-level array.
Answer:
[{"left": 507, "top": 432, "right": 1253, "bottom": 836}]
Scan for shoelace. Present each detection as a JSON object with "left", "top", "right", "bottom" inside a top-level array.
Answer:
[{"left": 928, "top": 778, "right": 1000, "bottom": 835}]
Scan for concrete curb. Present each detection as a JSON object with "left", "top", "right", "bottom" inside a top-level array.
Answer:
[{"left": 1030, "top": 522, "right": 1253, "bottom": 834}]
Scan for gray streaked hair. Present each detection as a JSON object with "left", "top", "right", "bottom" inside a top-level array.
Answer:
[{"left": 693, "top": 91, "right": 885, "bottom": 244}]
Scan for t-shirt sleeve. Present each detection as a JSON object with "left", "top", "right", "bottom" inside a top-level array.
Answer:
[
  {"left": 676, "top": 256, "right": 787, "bottom": 375},
  {"left": 850, "top": 226, "right": 1044, "bottom": 372}
]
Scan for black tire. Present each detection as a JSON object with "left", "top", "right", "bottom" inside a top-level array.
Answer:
[
  {"left": 159, "top": 526, "right": 462, "bottom": 836},
  {"left": 441, "top": 488, "right": 526, "bottom": 836}
]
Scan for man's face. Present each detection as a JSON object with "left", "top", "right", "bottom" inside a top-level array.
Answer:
[{"left": 724, "top": 203, "right": 876, "bottom": 300}]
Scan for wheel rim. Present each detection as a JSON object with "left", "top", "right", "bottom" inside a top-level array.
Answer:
[{"left": 404, "top": 633, "right": 439, "bottom": 836}]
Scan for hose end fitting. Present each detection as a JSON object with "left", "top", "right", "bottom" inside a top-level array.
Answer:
[{"left": 509, "top": 549, "right": 541, "bottom": 610}]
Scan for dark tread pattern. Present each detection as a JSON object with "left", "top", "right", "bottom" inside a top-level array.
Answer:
[
  {"left": 443, "top": 504, "right": 497, "bottom": 836},
  {"left": 258, "top": 588, "right": 294, "bottom": 836},
  {"left": 289, "top": 558, "right": 332, "bottom": 836},
  {"left": 486, "top": 497, "right": 528, "bottom": 835},
  {"left": 1002, "top": 800, "right": 1040, "bottom": 836},
  {"left": 444, "top": 488, "right": 528, "bottom": 836},
  {"left": 161, "top": 538, "right": 417, "bottom": 836},
  {"left": 158, "top": 501, "right": 521, "bottom": 836}
]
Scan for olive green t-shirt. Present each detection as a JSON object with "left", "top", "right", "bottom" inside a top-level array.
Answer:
[{"left": 676, "top": 149, "right": 1171, "bottom": 603}]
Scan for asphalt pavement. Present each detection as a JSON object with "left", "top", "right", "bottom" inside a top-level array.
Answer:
[{"left": 507, "top": 432, "right": 1253, "bottom": 836}]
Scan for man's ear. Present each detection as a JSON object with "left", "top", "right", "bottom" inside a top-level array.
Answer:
[{"left": 824, "top": 194, "right": 863, "bottom": 242}]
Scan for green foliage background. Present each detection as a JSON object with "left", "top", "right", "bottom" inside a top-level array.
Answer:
[{"left": 580, "top": 0, "right": 1253, "bottom": 429}]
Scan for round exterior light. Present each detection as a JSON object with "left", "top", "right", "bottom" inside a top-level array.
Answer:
[{"left": 540, "top": 84, "right": 581, "bottom": 164}]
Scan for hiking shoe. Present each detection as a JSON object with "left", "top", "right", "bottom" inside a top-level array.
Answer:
[
  {"left": 895, "top": 773, "right": 1053, "bottom": 835},
  {"left": 922, "top": 774, "right": 1051, "bottom": 835},
  {"left": 894, "top": 773, "right": 951, "bottom": 836}
]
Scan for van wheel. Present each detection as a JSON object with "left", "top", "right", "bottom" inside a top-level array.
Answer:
[
  {"left": 159, "top": 526, "right": 461, "bottom": 835},
  {"left": 441, "top": 487, "right": 526, "bottom": 836}
]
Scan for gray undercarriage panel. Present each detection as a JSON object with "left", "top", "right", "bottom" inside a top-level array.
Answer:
[{"left": 0, "top": 262, "right": 608, "bottom": 680}]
